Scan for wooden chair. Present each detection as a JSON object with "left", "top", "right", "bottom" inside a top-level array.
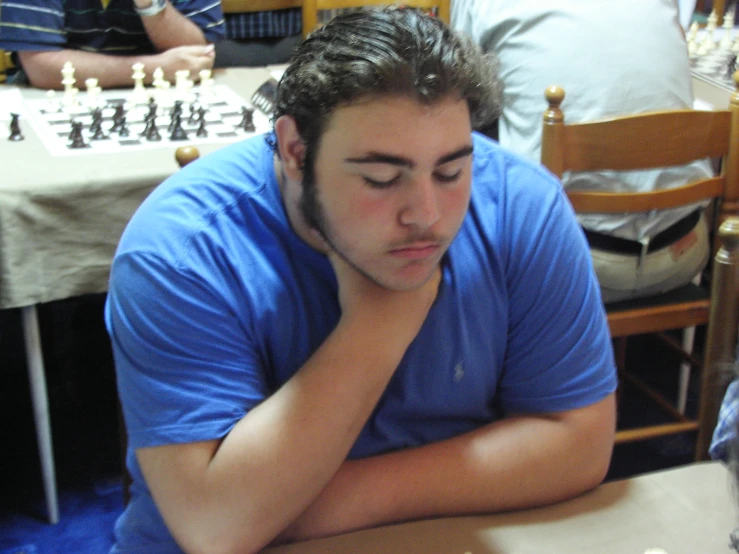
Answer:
[
  {"left": 221, "top": 0, "right": 302, "bottom": 14},
  {"left": 1, "top": 49, "right": 15, "bottom": 83},
  {"left": 301, "top": 0, "right": 450, "bottom": 38},
  {"left": 540, "top": 76, "right": 739, "bottom": 460}
]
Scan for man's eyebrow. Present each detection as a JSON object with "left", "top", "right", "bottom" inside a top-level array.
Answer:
[{"left": 344, "top": 145, "right": 474, "bottom": 168}]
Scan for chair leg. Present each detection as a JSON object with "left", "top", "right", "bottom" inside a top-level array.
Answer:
[
  {"left": 677, "top": 325, "right": 696, "bottom": 414},
  {"left": 677, "top": 273, "right": 702, "bottom": 414},
  {"left": 21, "top": 305, "right": 60, "bottom": 524}
]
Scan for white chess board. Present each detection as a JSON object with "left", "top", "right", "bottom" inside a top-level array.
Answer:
[
  {"left": 22, "top": 84, "right": 270, "bottom": 157},
  {"left": 690, "top": 47, "right": 737, "bottom": 92}
]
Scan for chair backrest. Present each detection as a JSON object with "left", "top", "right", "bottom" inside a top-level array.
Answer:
[
  {"left": 540, "top": 75, "right": 739, "bottom": 232},
  {"left": 221, "top": 0, "right": 302, "bottom": 13},
  {"left": 301, "top": 0, "right": 450, "bottom": 38},
  {"left": 0, "top": 49, "right": 15, "bottom": 84}
]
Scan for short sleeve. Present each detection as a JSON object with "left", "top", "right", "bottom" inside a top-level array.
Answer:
[
  {"left": 0, "top": 0, "right": 66, "bottom": 51},
  {"left": 172, "top": 0, "right": 226, "bottom": 42},
  {"left": 497, "top": 161, "right": 617, "bottom": 414},
  {"left": 106, "top": 250, "right": 268, "bottom": 449}
]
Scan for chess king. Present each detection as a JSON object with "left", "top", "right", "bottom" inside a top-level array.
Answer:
[
  {"left": 0, "top": 0, "right": 224, "bottom": 90},
  {"left": 106, "top": 8, "right": 617, "bottom": 553}
]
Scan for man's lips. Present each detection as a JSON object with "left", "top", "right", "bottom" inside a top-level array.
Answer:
[{"left": 388, "top": 243, "right": 441, "bottom": 260}]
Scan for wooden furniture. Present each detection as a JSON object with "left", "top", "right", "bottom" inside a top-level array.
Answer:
[
  {"left": 264, "top": 462, "right": 736, "bottom": 554},
  {"left": 696, "top": 217, "right": 739, "bottom": 458},
  {"left": 540, "top": 75, "right": 739, "bottom": 459},
  {"left": 301, "top": 0, "right": 450, "bottom": 38},
  {"left": 0, "top": 50, "right": 15, "bottom": 83},
  {"left": 221, "top": 0, "right": 302, "bottom": 13}
]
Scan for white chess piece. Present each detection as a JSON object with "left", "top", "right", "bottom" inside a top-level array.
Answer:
[
  {"left": 720, "top": 9, "right": 735, "bottom": 50},
  {"left": 130, "top": 62, "right": 149, "bottom": 104},
  {"left": 198, "top": 69, "right": 215, "bottom": 102},
  {"left": 84, "top": 77, "right": 103, "bottom": 109},
  {"left": 45, "top": 89, "right": 61, "bottom": 113},
  {"left": 61, "top": 61, "right": 79, "bottom": 108}
]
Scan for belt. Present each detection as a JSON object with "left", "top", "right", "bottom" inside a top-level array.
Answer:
[{"left": 583, "top": 209, "right": 702, "bottom": 255}]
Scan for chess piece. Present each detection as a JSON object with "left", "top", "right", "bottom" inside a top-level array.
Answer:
[
  {"left": 68, "top": 121, "right": 89, "bottom": 148},
  {"left": 110, "top": 104, "right": 126, "bottom": 133},
  {"left": 169, "top": 100, "right": 184, "bottom": 133},
  {"left": 118, "top": 116, "right": 131, "bottom": 138},
  {"left": 144, "top": 118, "right": 162, "bottom": 141},
  {"left": 130, "top": 62, "right": 148, "bottom": 104},
  {"left": 45, "top": 89, "right": 61, "bottom": 113},
  {"left": 169, "top": 112, "right": 188, "bottom": 141},
  {"left": 238, "top": 106, "right": 256, "bottom": 132},
  {"left": 61, "top": 61, "right": 79, "bottom": 108},
  {"left": 8, "top": 113, "right": 24, "bottom": 141},
  {"left": 85, "top": 77, "right": 103, "bottom": 109},
  {"left": 196, "top": 114, "right": 208, "bottom": 138}
]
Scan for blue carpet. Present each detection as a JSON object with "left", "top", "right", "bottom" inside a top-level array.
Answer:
[
  {"left": 0, "top": 479, "right": 123, "bottom": 554},
  {"left": 0, "top": 477, "right": 123, "bottom": 554}
]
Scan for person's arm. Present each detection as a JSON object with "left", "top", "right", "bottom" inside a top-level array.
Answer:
[
  {"left": 134, "top": 0, "right": 207, "bottom": 50},
  {"left": 135, "top": 258, "right": 442, "bottom": 554},
  {"left": 276, "top": 393, "right": 615, "bottom": 542},
  {"left": 17, "top": 46, "right": 214, "bottom": 90}
]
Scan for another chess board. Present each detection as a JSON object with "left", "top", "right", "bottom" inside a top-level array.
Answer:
[
  {"left": 23, "top": 84, "right": 270, "bottom": 157},
  {"left": 690, "top": 47, "right": 738, "bottom": 92}
]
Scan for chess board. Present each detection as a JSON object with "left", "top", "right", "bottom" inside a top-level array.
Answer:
[
  {"left": 690, "top": 47, "right": 738, "bottom": 92},
  {"left": 23, "top": 84, "right": 270, "bottom": 157}
]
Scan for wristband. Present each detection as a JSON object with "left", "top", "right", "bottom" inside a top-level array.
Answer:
[{"left": 134, "top": 0, "right": 167, "bottom": 17}]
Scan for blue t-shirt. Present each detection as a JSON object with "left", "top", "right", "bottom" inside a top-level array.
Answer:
[
  {"left": 106, "top": 132, "right": 617, "bottom": 552},
  {"left": 0, "top": 0, "right": 225, "bottom": 54}
]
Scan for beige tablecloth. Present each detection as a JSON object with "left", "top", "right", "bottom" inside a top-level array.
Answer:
[
  {"left": 0, "top": 67, "right": 272, "bottom": 309},
  {"left": 264, "top": 461, "right": 737, "bottom": 554}
]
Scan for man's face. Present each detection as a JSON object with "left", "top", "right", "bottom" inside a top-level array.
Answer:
[{"left": 302, "top": 95, "right": 473, "bottom": 292}]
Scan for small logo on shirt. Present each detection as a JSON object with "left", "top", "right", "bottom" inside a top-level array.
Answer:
[{"left": 453, "top": 362, "right": 464, "bottom": 383}]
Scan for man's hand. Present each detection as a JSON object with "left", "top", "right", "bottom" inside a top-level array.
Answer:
[
  {"left": 329, "top": 251, "right": 441, "bottom": 348},
  {"left": 152, "top": 44, "right": 215, "bottom": 82}
]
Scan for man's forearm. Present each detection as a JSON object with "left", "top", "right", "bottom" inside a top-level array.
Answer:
[
  {"left": 137, "top": 2, "right": 207, "bottom": 51},
  {"left": 279, "top": 393, "right": 617, "bottom": 542},
  {"left": 19, "top": 50, "right": 160, "bottom": 90}
]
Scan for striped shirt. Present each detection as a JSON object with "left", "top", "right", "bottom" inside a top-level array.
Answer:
[
  {"left": 0, "top": 0, "right": 225, "bottom": 54},
  {"left": 224, "top": 8, "right": 301, "bottom": 40}
]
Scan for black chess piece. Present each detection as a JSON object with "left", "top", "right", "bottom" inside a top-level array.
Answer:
[
  {"left": 68, "top": 121, "right": 89, "bottom": 149},
  {"left": 8, "top": 112, "right": 24, "bottom": 141},
  {"left": 196, "top": 115, "right": 208, "bottom": 138},
  {"left": 144, "top": 117, "right": 162, "bottom": 141},
  {"left": 188, "top": 102, "right": 199, "bottom": 125},
  {"left": 170, "top": 113, "right": 188, "bottom": 141},
  {"left": 169, "top": 100, "right": 184, "bottom": 133},
  {"left": 118, "top": 116, "right": 130, "bottom": 138},
  {"left": 238, "top": 106, "right": 256, "bottom": 133},
  {"left": 110, "top": 104, "right": 126, "bottom": 133}
]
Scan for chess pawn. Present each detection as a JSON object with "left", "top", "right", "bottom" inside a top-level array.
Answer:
[
  {"left": 85, "top": 77, "right": 103, "bottom": 109},
  {"left": 45, "top": 89, "right": 61, "bottom": 113},
  {"left": 8, "top": 113, "right": 24, "bottom": 141},
  {"left": 720, "top": 14, "right": 734, "bottom": 50}
]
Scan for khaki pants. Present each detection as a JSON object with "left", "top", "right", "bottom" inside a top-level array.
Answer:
[{"left": 590, "top": 214, "right": 710, "bottom": 303}]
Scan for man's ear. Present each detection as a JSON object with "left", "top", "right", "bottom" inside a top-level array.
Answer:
[{"left": 274, "top": 115, "right": 306, "bottom": 182}]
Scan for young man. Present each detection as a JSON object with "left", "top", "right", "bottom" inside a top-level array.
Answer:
[
  {"left": 107, "top": 8, "right": 618, "bottom": 553},
  {"left": 0, "top": 0, "right": 225, "bottom": 89}
]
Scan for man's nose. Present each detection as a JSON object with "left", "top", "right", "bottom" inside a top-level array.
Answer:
[{"left": 399, "top": 175, "right": 441, "bottom": 229}]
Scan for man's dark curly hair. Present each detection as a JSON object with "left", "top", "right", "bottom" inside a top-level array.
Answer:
[{"left": 269, "top": 6, "right": 501, "bottom": 170}]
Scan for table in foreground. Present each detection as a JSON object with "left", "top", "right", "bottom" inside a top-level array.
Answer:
[{"left": 264, "top": 462, "right": 736, "bottom": 554}]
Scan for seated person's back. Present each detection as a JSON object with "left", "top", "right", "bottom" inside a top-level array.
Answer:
[{"left": 452, "top": 0, "right": 713, "bottom": 302}]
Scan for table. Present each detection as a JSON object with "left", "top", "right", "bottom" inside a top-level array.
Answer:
[
  {"left": 0, "top": 66, "right": 274, "bottom": 523},
  {"left": 264, "top": 461, "right": 737, "bottom": 554}
]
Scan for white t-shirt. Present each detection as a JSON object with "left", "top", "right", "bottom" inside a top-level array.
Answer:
[{"left": 452, "top": 0, "right": 713, "bottom": 240}]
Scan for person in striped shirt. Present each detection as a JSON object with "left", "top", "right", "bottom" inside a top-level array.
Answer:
[{"left": 0, "top": 0, "right": 225, "bottom": 89}]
